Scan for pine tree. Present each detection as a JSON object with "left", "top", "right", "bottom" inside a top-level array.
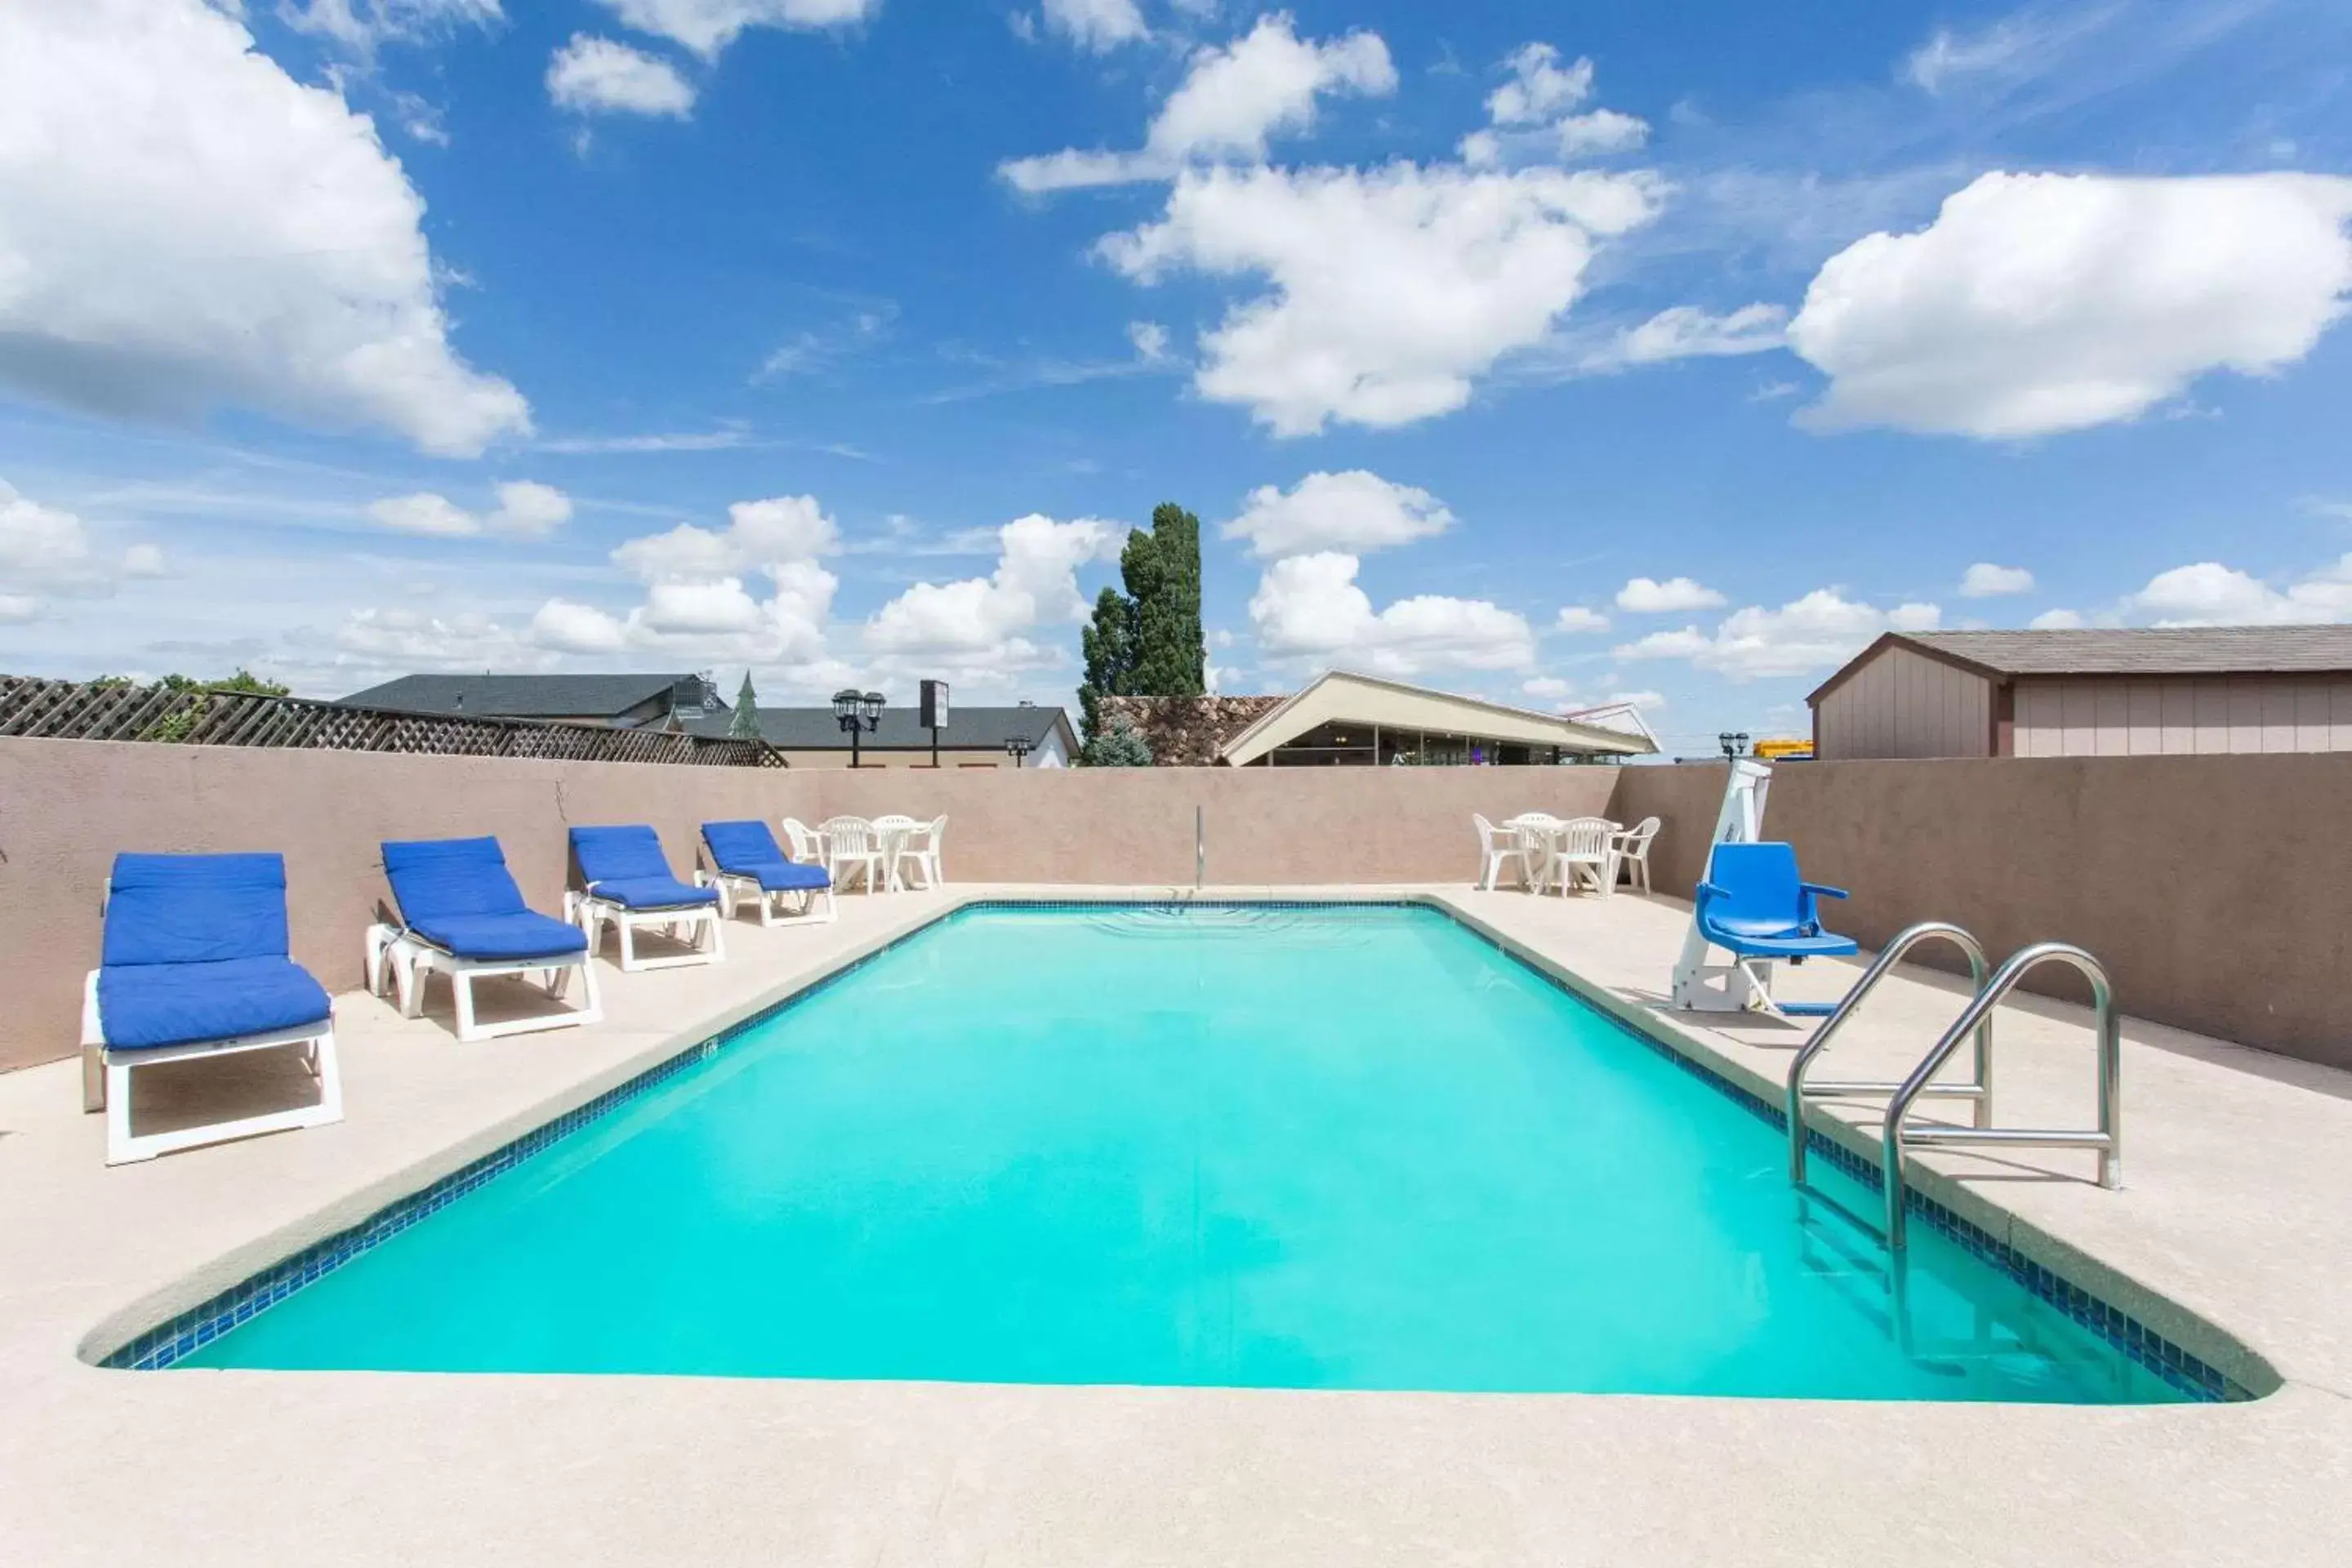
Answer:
[{"left": 727, "top": 671, "right": 761, "bottom": 740}]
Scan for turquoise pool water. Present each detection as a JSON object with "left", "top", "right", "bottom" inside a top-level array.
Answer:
[{"left": 180, "top": 905, "right": 2187, "bottom": 1401}]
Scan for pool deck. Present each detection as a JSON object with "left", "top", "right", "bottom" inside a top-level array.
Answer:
[{"left": 2, "top": 884, "right": 2349, "bottom": 1566}]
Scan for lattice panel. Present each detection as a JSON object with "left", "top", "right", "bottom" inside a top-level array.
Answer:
[{"left": 0, "top": 678, "right": 783, "bottom": 768}]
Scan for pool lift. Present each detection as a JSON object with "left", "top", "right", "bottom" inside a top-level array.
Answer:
[
  {"left": 1668, "top": 759, "right": 1837, "bottom": 1022},
  {"left": 1672, "top": 761, "right": 2124, "bottom": 1251}
]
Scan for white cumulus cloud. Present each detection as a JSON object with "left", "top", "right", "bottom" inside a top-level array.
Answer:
[
  {"left": 1486, "top": 43, "right": 1592, "bottom": 127},
  {"left": 1555, "top": 108, "right": 1649, "bottom": 158},
  {"left": 548, "top": 35, "right": 697, "bottom": 118},
  {"left": 1220, "top": 471, "right": 1454, "bottom": 559},
  {"left": 1249, "top": 552, "right": 1535, "bottom": 676},
  {"left": 0, "top": 480, "right": 160, "bottom": 618},
  {"left": 862, "top": 514, "right": 1118, "bottom": 660},
  {"left": 1615, "top": 576, "right": 1726, "bottom": 613},
  {"left": 365, "top": 482, "right": 574, "bottom": 538},
  {"left": 1788, "top": 172, "right": 2352, "bottom": 439},
  {"left": 1000, "top": 15, "right": 1396, "bottom": 193},
  {"left": 0, "top": 0, "right": 529, "bottom": 457},
  {"left": 1554, "top": 606, "right": 1610, "bottom": 633},
  {"left": 2124, "top": 556, "right": 2352, "bottom": 626},
  {"left": 1615, "top": 589, "right": 1940, "bottom": 681},
  {"left": 1102, "top": 163, "right": 1665, "bottom": 434},
  {"left": 1960, "top": 562, "right": 2034, "bottom": 597},
  {"left": 593, "top": 0, "right": 880, "bottom": 60},
  {"left": 1040, "top": 0, "right": 1148, "bottom": 53}
]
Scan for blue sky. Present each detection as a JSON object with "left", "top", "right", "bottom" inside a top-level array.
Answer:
[{"left": 2, "top": 0, "right": 2350, "bottom": 754}]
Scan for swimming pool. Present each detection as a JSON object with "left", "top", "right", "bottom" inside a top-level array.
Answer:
[{"left": 166, "top": 903, "right": 2197, "bottom": 1401}]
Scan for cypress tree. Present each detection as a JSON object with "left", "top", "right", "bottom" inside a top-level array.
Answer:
[
  {"left": 1077, "top": 586, "right": 1135, "bottom": 744},
  {"left": 1130, "top": 503, "right": 1204, "bottom": 697},
  {"left": 1076, "top": 501, "right": 1205, "bottom": 756}
]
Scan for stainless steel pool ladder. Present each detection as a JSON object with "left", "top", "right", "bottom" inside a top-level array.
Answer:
[
  {"left": 1786, "top": 926, "right": 2123, "bottom": 1251},
  {"left": 1880, "top": 942, "right": 2120, "bottom": 1250},
  {"left": 1786, "top": 922, "right": 1994, "bottom": 1186}
]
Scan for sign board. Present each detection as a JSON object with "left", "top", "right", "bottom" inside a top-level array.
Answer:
[{"left": 919, "top": 679, "right": 949, "bottom": 731}]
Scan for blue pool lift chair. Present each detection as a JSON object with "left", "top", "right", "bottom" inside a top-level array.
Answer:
[
  {"left": 82, "top": 853, "right": 342, "bottom": 1165},
  {"left": 366, "top": 836, "right": 600, "bottom": 1043},
  {"left": 565, "top": 825, "right": 725, "bottom": 973},
  {"left": 1688, "top": 842, "right": 1859, "bottom": 1021},
  {"left": 698, "top": 821, "right": 836, "bottom": 927}
]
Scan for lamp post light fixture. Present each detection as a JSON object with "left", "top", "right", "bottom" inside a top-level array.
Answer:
[
  {"left": 1004, "top": 733, "right": 1034, "bottom": 768},
  {"left": 1717, "top": 731, "right": 1752, "bottom": 762},
  {"left": 834, "top": 688, "right": 885, "bottom": 768}
]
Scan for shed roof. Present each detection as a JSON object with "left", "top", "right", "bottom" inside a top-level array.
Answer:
[
  {"left": 336, "top": 673, "right": 706, "bottom": 719},
  {"left": 1811, "top": 626, "right": 2352, "bottom": 706},
  {"left": 688, "top": 705, "right": 1073, "bottom": 752}
]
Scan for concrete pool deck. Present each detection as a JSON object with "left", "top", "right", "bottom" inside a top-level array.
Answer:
[{"left": 2, "top": 884, "right": 2348, "bottom": 1566}]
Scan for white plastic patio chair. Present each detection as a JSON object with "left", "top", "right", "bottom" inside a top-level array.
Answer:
[
  {"left": 890, "top": 814, "right": 947, "bottom": 889},
  {"left": 820, "top": 815, "right": 886, "bottom": 894},
  {"left": 871, "top": 814, "right": 920, "bottom": 891},
  {"left": 1472, "top": 813, "right": 1531, "bottom": 891},
  {"left": 1611, "top": 816, "right": 1661, "bottom": 893},
  {"left": 780, "top": 817, "right": 826, "bottom": 865},
  {"left": 1541, "top": 817, "right": 1618, "bottom": 898}
]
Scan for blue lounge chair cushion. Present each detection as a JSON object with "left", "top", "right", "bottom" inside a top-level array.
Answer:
[
  {"left": 103, "top": 853, "right": 294, "bottom": 967},
  {"left": 1695, "top": 842, "right": 1859, "bottom": 959},
  {"left": 702, "top": 821, "right": 832, "bottom": 892},
  {"left": 571, "top": 826, "right": 719, "bottom": 911},
  {"left": 405, "top": 911, "right": 589, "bottom": 961},
  {"left": 98, "top": 956, "right": 332, "bottom": 1051},
  {"left": 584, "top": 875, "right": 719, "bottom": 911},
  {"left": 382, "top": 836, "right": 586, "bottom": 960}
]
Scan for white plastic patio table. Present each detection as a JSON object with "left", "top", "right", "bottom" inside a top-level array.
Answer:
[{"left": 1505, "top": 816, "right": 1621, "bottom": 896}]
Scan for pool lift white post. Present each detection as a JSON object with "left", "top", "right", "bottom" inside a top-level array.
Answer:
[{"left": 1668, "top": 758, "right": 1798, "bottom": 1017}]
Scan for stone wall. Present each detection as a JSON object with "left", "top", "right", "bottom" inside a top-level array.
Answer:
[{"left": 1097, "top": 695, "right": 1284, "bottom": 764}]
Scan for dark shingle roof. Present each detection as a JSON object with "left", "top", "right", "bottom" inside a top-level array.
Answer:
[
  {"left": 689, "top": 705, "right": 1071, "bottom": 751},
  {"left": 1896, "top": 626, "right": 2352, "bottom": 678},
  {"left": 337, "top": 673, "right": 706, "bottom": 719}
]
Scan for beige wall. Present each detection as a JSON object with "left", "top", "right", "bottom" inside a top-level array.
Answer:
[
  {"left": 12, "top": 736, "right": 2346, "bottom": 1074},
  {"left": 2013, "top": 674, "right": 2352, "bottom": 757},
  {"left": 1815, "top": 643, "right": 1993, "bottom": 760},
  {"left": 0, "top": 738, "right": 1615, "bottom": 1071},
  {"left": 1612, "top": 755, "right": 2352, "bottom": 1069}
]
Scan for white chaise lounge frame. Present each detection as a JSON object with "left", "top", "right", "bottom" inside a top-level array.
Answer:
[
  {"left": 563, "top": 889, "right": 726, "bottom": 973},
  {"left": 363, "top": 924, "right": 604, "bottom": 1043},
  {"left": 81, "top": 971, "right": 344, "bottom": 1166},
  {"left": 695, "top": 852, "right": 837, "bottom": 928}
]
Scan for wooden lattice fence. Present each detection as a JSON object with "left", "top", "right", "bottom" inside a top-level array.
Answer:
[{"left": 0, "top": 677, "right": 784, "bottom": 768}]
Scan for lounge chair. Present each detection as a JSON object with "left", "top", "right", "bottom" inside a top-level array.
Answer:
[
  {"left": 366, "top": 836, "right": 600, "bottom": 1042},
  {"left": 699, "top": 821, "right": 835, "bottom": 926},
  {"left": 1689, "top": 842, "right": 1857, "bottom": 1019},
  {"left": 565, "top": 825, "right": 725, "bottom": 973},
  {"left": 82, "top": 853, "right": 342, "bottom": 1165}
]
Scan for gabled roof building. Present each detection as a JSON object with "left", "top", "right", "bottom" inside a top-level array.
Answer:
[{"left": 1809, "top": 626, "right": 2352, "bottom": 760}]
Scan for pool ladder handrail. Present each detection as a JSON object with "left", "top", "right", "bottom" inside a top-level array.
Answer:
[
  {"left": 1882, "top": 941, "right": 2122, "bottom": 1250},
  {"left": 1786, "top": 921, "right": 1994, "bottom": 1185}
]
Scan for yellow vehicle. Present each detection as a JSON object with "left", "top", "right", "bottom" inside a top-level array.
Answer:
[{"left": 1752, "top": 737, "right": 1815, "bottom": 762}]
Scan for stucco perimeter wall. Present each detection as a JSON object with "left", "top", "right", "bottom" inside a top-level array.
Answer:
[
  {"left": 1611, "top": 755, "right": 2352, "bottom": 1069},
  {"left": 0, "top": 738, "right": 1618, "bottom": 1071}
]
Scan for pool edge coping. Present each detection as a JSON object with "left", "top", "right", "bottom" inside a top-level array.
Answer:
[{"left": 82, "top": 889, "right": 2274, "bottom": 1403}]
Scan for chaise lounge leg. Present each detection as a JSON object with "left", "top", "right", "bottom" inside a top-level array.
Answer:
[
  {"left": 106, "top": 1059, "right": 144, "bottom": 1164},
  {"left": 453, "top": 971, "right": 479, "bottom": 1042}
]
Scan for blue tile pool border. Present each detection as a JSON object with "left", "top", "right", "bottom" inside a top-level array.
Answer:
[{"left": 100, "top": 898, "right": 2250, "bottom": 1401}]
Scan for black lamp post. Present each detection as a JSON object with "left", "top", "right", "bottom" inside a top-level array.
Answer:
[
  {"left": 834, "top": 688, "right": 885, "bottom": 768},
  {"left": 1717, "top": 731, "right": 1751, "bottom": 761},
  {"left": 1004, "top": 733, "right": 1034, "bottom": 768}
]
